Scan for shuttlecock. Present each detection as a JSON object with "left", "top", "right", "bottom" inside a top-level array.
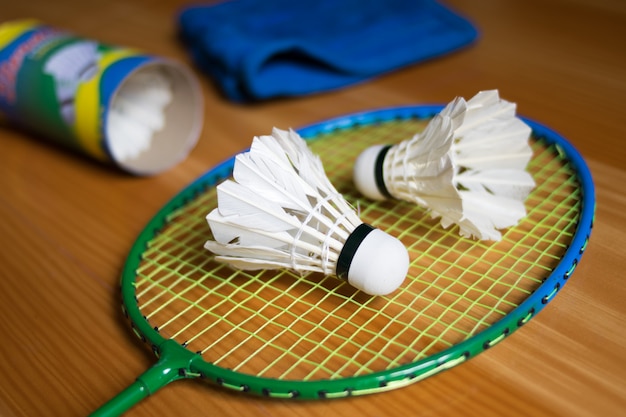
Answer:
[
  {"left": 353, "top": 90, "right": 535, "bottom": 241},
  {"left": 107, "top": 68, "right": 173, "bottom": 162},
  {"left": 205, "top": 128, "right": 409, "bottom": 296}
]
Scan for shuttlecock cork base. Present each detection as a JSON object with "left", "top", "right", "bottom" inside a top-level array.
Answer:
[
  {"left": 353, "top": 144, "right": 395, "bottom": 201},
  {"left": 335, "top": 223, "right": 409, "bottom": 296},
  {"left": 205, "top": 128, "right": 409, "bottom": 296},
  {"left": 353, "top": 90, "right": 535, "bottom": 241}
]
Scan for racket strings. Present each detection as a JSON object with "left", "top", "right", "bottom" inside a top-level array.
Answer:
[{"left": 133, "top": 120, "right": 580, "bottom": 382}]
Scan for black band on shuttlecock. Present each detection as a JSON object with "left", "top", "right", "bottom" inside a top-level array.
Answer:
[
  {"left": 336, "top": 223, "right": 375, "bottom": 280},
  {"left": 375, "top": 145, "right": 393, "bottom": 199}
]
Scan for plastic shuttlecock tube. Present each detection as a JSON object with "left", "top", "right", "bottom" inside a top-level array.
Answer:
[
  {"left": 205, "top": 128, "right": 409, "bottom": 296},
  {"left": 353, "top": 90, "right": 535, "bottom": 241},
  {"left": 0, "top": 20, "right": 203, "bottom": 175}
]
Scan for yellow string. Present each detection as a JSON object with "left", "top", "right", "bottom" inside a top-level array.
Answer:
[{"left": 133, "top": 119, "right": 580, "bottom": 381}]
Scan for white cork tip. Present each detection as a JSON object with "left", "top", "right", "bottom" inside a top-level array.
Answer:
[
  {"left": 347, "top": 229, "right": 409, "bottom": 296},
  {"left": 353, "top": 145, "right": 389, "bottom": 201}
]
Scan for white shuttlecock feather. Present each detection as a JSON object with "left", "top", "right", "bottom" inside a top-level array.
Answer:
[
  {"left": 107, "top": 69, "right": 173, "bottom": 162},
  {"left": 205, "top": 128, "right": 409, "bottom": 296},
  {"left": 353, "top": 90, "right": 535, "bottom": 241}
]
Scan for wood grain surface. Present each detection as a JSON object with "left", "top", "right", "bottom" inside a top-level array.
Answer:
[{"left": 1, "top": 1, "right": 625, "bottom": 416}]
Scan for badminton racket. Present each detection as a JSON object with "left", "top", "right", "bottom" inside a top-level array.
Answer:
[{"left": 91, "top": 104, "right": 594, "bottom": 416}]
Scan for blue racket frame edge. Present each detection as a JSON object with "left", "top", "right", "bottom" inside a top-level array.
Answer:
[
  {"left": 114, "top": 105, "right": 595, "bottom": 403},
  {"left": 300, "top": 105, "right": 596, "bottom": 356}
]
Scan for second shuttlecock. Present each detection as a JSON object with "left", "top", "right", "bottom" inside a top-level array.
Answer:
[
  {"left": 204, "top": 128, "right": 409, "bottom": 296},
  {"left": 353, "top": 90, "right": 535, "bottom": 241}
]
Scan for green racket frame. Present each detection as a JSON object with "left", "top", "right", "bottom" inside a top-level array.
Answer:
[{"left": 92, "top": 105, "right": 595, "bottom": 416}]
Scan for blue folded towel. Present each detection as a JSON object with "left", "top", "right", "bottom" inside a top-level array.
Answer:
[{"left": 178, "top": 0, "right": 478, "bottom": 102}]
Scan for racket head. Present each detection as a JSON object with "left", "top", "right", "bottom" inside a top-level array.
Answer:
[{"left": 120, "top": 104, "right": 595, "bottom": 399}]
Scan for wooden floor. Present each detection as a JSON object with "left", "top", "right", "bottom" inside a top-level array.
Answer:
[{"left": 1, "top": 1, "right": 625, "bottom": 416}]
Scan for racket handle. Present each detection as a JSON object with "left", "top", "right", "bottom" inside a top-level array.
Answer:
[
  {"left": 90, "top": 379, "right": 151, "bottom": 417},
  {"left": 90, "top": 340, "right": 199, "bottom": 416}
]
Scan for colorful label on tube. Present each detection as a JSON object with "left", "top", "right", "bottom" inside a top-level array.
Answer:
[{"left": 0, "top": 20, "right": 151, "bottom": 162}]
